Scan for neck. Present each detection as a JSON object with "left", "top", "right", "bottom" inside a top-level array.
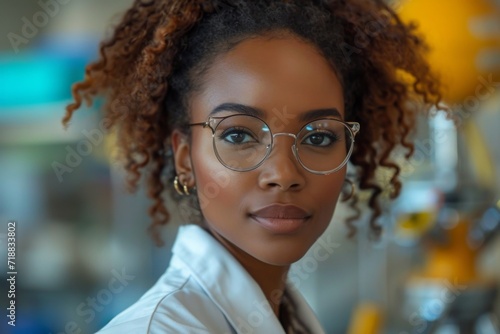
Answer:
[
  {"left": 238, "top": 254, "right": 289, "bottom": 316},
  {"left": 209, "top": 230, "right": 289, "bottom": 316}
]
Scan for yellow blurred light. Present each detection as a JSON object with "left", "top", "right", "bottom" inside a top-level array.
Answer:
[{"left": 397, "top": 211, "right": 436, "bottom": 238}]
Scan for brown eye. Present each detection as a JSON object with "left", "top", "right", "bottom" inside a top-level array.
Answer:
[
  {"left": 219, "top": 128, "right": 257, "bottom": 144},
  {"left": 301, "top": 131, "right": 339, "bottom": 147}
]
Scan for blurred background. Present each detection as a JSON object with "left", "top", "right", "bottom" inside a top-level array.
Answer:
[{"left": 0, "top": 0, "right": 499, "bottom": 333}]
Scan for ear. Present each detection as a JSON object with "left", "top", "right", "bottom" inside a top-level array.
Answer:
[{"left": 171, "top": 129, "right": 194, "bottom": 186}]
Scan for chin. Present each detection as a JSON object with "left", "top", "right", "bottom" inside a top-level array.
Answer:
[{"left": 252, "top": 244, "right": 312, "bottom": 267}]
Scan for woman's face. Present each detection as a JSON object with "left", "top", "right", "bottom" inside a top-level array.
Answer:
[{"left": 174, "top": 34, "right": 346, "bottom": 266}]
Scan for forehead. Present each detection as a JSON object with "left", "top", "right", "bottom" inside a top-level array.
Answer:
[{"left": 190, "top": 35, "right": 344, "bottom": 122}]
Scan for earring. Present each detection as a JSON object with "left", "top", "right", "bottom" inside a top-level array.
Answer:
[
  {"left": 341, "top": 179, "right": 356, "bottom": 202},
  {"left": 174, "top": 175, "right": 191, "bottom": 196}
]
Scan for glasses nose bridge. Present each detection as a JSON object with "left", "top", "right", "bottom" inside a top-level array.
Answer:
[
  {"left": 271, "top": 132, "right": 297, "bottom": 149},
  {"left": 272, "top": 131, "right": 297, "bottom": 140},
  {"left": 268, "top": 131, "right": 299, "bottom": 162}
]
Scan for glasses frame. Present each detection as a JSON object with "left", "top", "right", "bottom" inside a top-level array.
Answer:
[{"left": 189, "top": 114, "right": 360, "bottom": 175}]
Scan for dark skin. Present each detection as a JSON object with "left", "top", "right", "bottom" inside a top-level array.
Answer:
[{"left": 172, "top": 34, "right": 346, "bottom": 317}]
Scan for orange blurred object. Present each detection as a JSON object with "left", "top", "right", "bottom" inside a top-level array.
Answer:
[
  {"left": 347, "top": 302, "right": 384, "bottom": 334},
  {"left": 398, "top": 0, "right": 500, "bottom": 103},
  {"left": 421, "top": 218, "right": 479, "bottom": 283}
]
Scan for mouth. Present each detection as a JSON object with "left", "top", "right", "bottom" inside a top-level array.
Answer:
[{"left": 249, "top": 204, "right": 312, "bottom": 234}]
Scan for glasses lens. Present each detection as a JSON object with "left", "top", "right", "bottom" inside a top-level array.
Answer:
[
  {"left": 296, "top": 119, "right": 353, "bottom": 173},
  {"left": 213, "top": 115, "right": 271, "bottom": 170}
]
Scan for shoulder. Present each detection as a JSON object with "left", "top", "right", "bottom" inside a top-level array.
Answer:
[{"left": 97, "top": 265, "right": 233, "bottom": 334}]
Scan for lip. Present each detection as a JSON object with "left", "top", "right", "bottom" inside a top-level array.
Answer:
[{"left": 249, "top": 204, "right": 311, "bottom": 234}]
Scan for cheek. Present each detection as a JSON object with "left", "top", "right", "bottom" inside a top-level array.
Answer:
[
  {"left": 190, "top": 133, "right": 247, "bottom": 218},
  {"left": 310, "top": 171, "right": 346, "bottom": 220}
]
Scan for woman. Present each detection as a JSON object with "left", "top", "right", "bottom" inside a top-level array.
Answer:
[{"left": 62, "top": 0, "right": 443, "bottom": 332}]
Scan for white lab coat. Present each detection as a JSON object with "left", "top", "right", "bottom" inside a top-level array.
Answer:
[{"left": 97, "top": 224, "right": 326, "bottom": 333}]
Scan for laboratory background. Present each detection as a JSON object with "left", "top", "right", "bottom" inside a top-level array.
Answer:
[{"left": 1, "top": 0, "right": 500, "bottom": 333}]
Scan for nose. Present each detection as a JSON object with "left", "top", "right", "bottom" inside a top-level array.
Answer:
[{"left": 257, "top": 134, "right": 306, "bottom": 191}]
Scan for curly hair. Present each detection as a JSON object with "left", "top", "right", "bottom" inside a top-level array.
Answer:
[{"left": 62, "top": 0, "right": 443, "bottom": 245}]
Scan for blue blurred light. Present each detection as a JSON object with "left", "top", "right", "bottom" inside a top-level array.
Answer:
[{"left": 0, "top": 53, "right": 85, "bottom": 108}]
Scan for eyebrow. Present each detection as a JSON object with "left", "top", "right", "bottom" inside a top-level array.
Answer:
[
  {"left": 209, "top": 103, "right": 343, "bottom": 121},
  {"left": 297, "top": 108, "right": 342, "bottom": 122},
  {"left": 210, "top": 103, "right": 265, "bottom": 118}
]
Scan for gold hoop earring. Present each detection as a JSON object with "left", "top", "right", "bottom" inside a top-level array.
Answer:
[
  {"left": 182, "top": 183, "right": 189, "bottom": 196},
  {"left": 341, "top": 179, "right": 356, "bottom": 202},
  {"left": 174, "top": 175, "right": 190, "bottom": 196}
]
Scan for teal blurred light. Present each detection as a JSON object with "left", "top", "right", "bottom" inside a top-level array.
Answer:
[{"left": 0, "top": 52, "right": 83, "bottom": 108}]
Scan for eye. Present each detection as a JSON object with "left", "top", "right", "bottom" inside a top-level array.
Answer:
[
  {"left": 301, "top": 131, "right": 339, "bottom": 147},
  {"left": 219, "top": 128, "right": 258, "bottom": 144}
]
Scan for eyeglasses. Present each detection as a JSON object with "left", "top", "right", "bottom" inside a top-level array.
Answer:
[{"left": 189, "top": 114, "right": 360, "bottom": 175}]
